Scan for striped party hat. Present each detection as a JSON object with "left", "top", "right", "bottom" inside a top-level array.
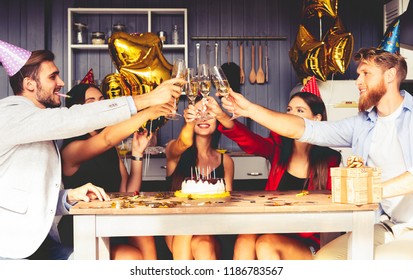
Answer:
[{"left": 301, "top": 76, "right": 321, "bottom": 97}]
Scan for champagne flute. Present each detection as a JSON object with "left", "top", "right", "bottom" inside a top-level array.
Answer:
[
  {"left": 211, "top": 65, "right": 238, "bottom": 119},
  {"left": 166, "top": 58, "right": 185, "bottom": 120},
  {"left": 197, "top": 64, "right": 212, "bottom": 120},
  {"left": 185, "top": 68, "right": 198, "bottom": 106}
]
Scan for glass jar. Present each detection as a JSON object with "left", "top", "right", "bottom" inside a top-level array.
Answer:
[
  {"left": 73, "top": 22, "right": 88, "bottom": 44},
  {"left": 91, "top": 32, "right": 106, "bottom": 45},
  {"left": 112, "top": 23, "right": 126, "bottom": 33}
]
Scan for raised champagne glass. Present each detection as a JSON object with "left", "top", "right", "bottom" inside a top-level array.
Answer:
[
  {"left": 210, "top": 65, "right": 239, "bottom": 120},
  {"left": 185, "top": 68, "right": 198, "bottom": 106},
  {"left": 166, "top": 58, "right": 185, "bottom": 120},
  {"left": 197, "top": 64, "right": 212, "bottom": 120}
]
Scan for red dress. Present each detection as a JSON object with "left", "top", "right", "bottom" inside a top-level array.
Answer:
[{"left": 218, "top": 120, "right": 341, "bottom": 248}]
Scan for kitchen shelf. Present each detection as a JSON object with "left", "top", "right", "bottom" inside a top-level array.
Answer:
[
  {"left": 334, "top": 101, "right": 358, "bottom": 108},
  {"left": 191, "top": 36, "right": 287, "bottom": 41},
  {"left": 70, "top": 44, "right": 186, "bottom": 50},
  {"left": 67, "top": 7, "right": 188, "bottom": 91}
]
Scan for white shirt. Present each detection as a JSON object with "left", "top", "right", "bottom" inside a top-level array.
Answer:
[{"left": 367, "top": 102, "right": 413, "bottom": 222}]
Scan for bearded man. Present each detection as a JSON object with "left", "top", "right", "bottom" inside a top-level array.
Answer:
[{"left": 217, "top": 47, "right": 413, "bottom": 259}]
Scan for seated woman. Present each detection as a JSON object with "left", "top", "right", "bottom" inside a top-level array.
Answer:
[
  {"left": 59, "top": 83, "right": 173, "bottom": 260},
  {"left": 164, "top": 100, "right": 234, "bottom": 260},
  {"left": 207, "top": 91, "right": 342, "bottom": 260}
]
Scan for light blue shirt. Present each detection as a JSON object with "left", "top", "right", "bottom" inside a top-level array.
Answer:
[
  {"left": 300, "top": 90, "right": 413, "bottom": 223},
  {"left": 300, "top": 90, "right": 413, "bottom": 175}
]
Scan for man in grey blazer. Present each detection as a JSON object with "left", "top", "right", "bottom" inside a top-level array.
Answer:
[{"left": 0, "top": 43, "right": 183, "bottom": 259}]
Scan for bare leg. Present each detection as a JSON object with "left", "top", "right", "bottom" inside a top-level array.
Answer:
[
  {"left": 165, "top": 235, "right": 194, "bottom": 260},
  {"left": 110, "top": 244, "right": 143, "bottom": 260},
  {"left": 233, "top": 234, "right": 258, "bottom": 260},
  {"left": 191, "top": 235, "right": 219, "bottom": 260},
  {"left": 128, "top": 236, "right": 157, "bottom": 260},
  {"left": 256, "top": 234, "right": 313, "bottom": 260}
]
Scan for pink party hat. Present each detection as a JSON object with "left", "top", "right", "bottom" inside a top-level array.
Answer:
[
  {"left": 0, "top": 40, "right": 32, "bottom": 76},
  {"left": 378, "top": 19, "right": 400, "bottom": 54},
  {"left": 80, "top": 68, "right": 95, "bottom": 84},
  {"left": 301, "top": 76, "right": 321, "bottom": 97}
]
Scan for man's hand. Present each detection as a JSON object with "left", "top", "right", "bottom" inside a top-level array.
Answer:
[
  {"left": 133, "top": 78, "right": 185, "bottom": 111},
  {"left": 67, "top": 183, "right": 110, "bottom": 205}
]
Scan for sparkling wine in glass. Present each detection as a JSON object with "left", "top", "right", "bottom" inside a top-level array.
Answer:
[
  {"left": 185, "top": 68, "right": 198, "bottom": 106},
  {"left": 197, "top": 64, "right": 212, "bottom": 120},
  {"left": 210, "top": 65, "right": 238, "bottom": 119},
  {"left": 167, "top": 58, "right": 185, "bottom": 120}
]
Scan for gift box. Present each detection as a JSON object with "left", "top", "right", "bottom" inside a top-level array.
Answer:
[{"left": 330, "top": 166, "right": 382, "bottom": 205}]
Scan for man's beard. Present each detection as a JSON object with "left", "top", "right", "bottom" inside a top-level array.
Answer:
[
  {"left": 36, "top": 85, "right": 61, "bottom": 108},
  {"left": 358, "top": 79, "right": 386, "bottom": 112}
]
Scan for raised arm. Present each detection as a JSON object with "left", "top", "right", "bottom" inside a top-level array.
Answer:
[
  {"left": 123, "top": 130, "right": 152, "bottom": 193},
  {"left": 222, "top": 89, "right": 306, "bottom": 139},
  {"left": 165, "top": 104, "right": 199, "bottom": 176},
  {"left": 61, "top": 103, "right": 173, "bottom": 176}
]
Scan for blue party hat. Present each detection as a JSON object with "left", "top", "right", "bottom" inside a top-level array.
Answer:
[{"left": 378, "top": 19, "right": 400, "bottom": 54}]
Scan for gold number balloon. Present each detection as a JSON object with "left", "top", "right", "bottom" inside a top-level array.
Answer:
[
  {"left": 302, "top": 0, "right": 338, "bottom": 19},
  {"left": 324, "top": 16, "right": 354, "bottom": 74},
  {"left": 101, "top": 32, "right": 173, "bottom": 132},
  {"left": 289, "top": 25, "right": 329, "bottom": 81}
]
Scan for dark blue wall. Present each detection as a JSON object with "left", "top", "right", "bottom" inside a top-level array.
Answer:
[{"left": 0, "top": 0, "right": 384, "bottom": 150}]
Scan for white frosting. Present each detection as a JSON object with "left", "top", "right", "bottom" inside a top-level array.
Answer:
[{"left": 181, "top": 178, "right": 226, "bottom": 194}]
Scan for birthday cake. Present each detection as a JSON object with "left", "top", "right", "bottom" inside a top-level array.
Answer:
[{"left": 174, "top": 178, "right": 230, "bottom": 199}]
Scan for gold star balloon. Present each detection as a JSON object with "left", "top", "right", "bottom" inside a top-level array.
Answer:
[
  {"left": 101, "top": 32, "right": 173, "bottom": 132},
  {"left": 289, "top": 25, "right": 329, "bottom": 81},
  {"left": 324, "top": 16, "right": 354, "bottom": 74},
  {"left": 302, "top": 0, "right": 338, "bottom": 19}
]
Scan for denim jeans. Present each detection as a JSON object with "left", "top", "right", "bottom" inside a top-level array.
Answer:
[{"left": 27, "top": 235, "right": 73, "bottom": 260}]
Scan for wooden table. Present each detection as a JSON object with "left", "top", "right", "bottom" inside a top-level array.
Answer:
[{"left": 70, "top": 191, "right": 378, "bottom": 260}]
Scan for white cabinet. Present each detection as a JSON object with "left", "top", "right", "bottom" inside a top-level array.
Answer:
[
  {"left": 232, "top": 156, "right": 269, "bottom": 180},
  {"left": 67, "top": 8, "right": 188, "bottom": 91},
  {"left": 125, "top": 157, "right": 166, "bottom": 181},
  {"left": 142, "top": 158, "right": 167, "bottom": 181},
  {"left": 127, "top": 155, "right": 269, "bottom": 181}
]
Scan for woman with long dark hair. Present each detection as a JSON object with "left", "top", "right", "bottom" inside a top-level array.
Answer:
[
  {"left": 60, "top": 83, "right": 173, "bottom": 260},
  {"left": 165, "top": 99, "right": 234, "bottom": 259},
  {"left": 207, "top": 91, "right": 342, "bottom": 259}
]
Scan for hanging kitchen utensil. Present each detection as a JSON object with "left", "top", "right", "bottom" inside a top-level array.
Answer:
[
  {"left": 226, "top": 41, "right": 231, "bottom": 63},
  {"left": 196, "top": 42, "right": 200, "bottom": 69},
  {"left": 256, "top": 42, "right": 265, "bottom": 84},
  {"left": 239, "top": 42, "right": 245, "bottom": 84},
  {"left": 265, "top": 42, "right": 269, "bottom": 83},
  {"left": 206, "top": 42, "right": 211, "bottom": 66},
  {"left": 249, "top": 42, "right": 256, "bottom": 84},
  {"left": 221, "top": 41, "right": 241, "bottom": 93},
  {"left": 214, "top": 42, "right": 219, "bottom": 66}
]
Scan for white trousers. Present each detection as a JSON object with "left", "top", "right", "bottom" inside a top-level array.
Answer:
[{"left": 315, "top": 219, "right": 413, "bottom": 260}]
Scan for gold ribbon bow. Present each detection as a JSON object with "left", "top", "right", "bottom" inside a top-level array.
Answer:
[{"left": 346, "top": 155, "right": 364, "bottom": 168}]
